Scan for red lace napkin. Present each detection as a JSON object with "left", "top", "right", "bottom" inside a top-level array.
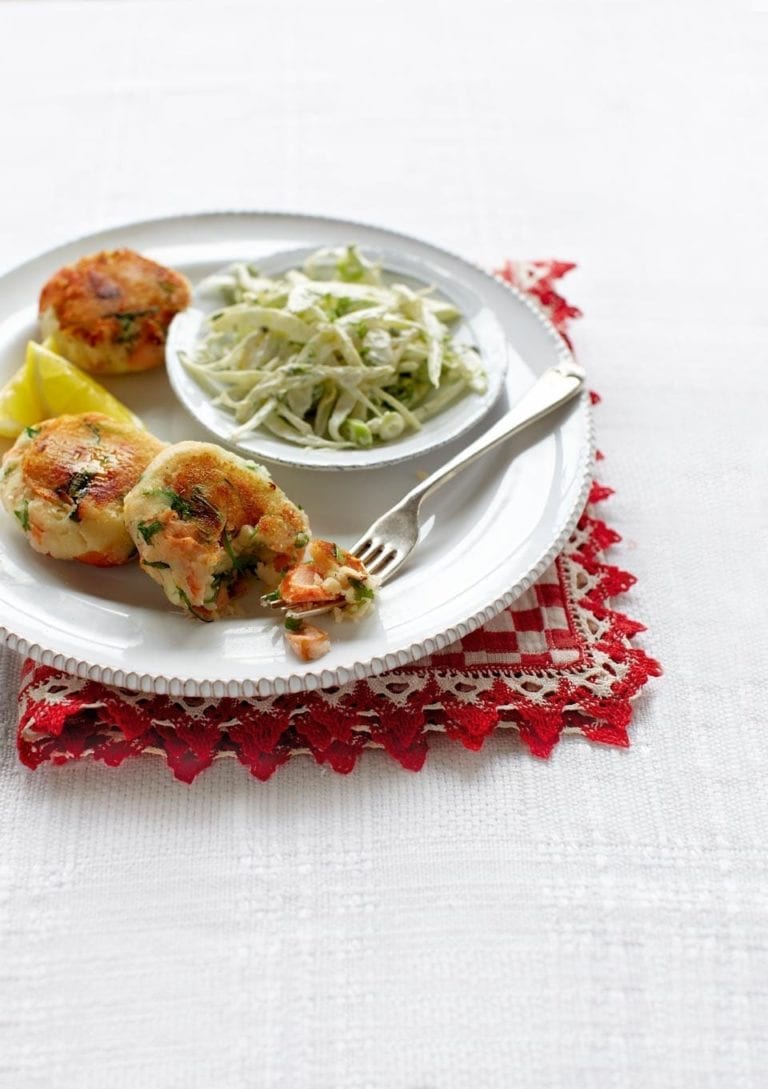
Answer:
[{"left": 16, "top": 261, "right": 661, "bottom": 782}]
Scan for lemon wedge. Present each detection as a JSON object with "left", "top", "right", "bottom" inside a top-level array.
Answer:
[
  {"left": 0, "top": 358, "right": 42, "bottom": 437},
  {"left": 0, "top": 340, "right": 141, "bottom": 438}
]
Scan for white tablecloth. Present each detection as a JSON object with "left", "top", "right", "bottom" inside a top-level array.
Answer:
[{"left": 1, "top": 2, "right": 766, "bottom": 1086}]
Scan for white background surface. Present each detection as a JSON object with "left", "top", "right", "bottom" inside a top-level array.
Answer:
[{"left": 0, "top": 2, "right": 766, "bottom": 1087}]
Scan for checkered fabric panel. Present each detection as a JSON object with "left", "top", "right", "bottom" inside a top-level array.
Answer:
[{"left": 420, "top": 560, "right": 583, "bottom": 672}]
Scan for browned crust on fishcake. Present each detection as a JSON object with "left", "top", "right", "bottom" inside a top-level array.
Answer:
[
  {"left": 21, "top": 413, "right": 163, "bottom": 507},
  {"left": 39, "top": 249, "right": 191, "bottom": 374},
  {"left": 1, "top": 412, "right": 165, "bottom": 565}
]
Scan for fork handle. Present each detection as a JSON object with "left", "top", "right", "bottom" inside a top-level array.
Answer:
[{"left": 399, "top": 361, "right": 586, "bottom": 512}]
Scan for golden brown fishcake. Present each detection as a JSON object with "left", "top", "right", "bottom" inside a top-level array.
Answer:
[
  {"left": 0, "top": 412, "right": 166, "bottom": 566},
  {"left": 123, "top": 441, "right": 310, "bottom": 620},
  {"left": 39, "top": 249, "right": 191, "bottom": 375}
]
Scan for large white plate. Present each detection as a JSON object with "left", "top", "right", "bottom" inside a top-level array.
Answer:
[{"left": 0, "top": 212, "right": 593, "bottom": 697}]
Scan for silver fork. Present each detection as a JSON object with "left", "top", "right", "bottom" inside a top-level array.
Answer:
[{"left": 263, "top": 361, "right": 586, "bottom": 617}]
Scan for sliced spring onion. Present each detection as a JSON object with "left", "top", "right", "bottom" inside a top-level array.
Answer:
[{"left": 183, "top": 245, "right": 487, "bottom": 449}]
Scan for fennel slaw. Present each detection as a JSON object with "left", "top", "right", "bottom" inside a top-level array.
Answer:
[{"left": 181, "top": 246, "right": 487, "bottom": 450}]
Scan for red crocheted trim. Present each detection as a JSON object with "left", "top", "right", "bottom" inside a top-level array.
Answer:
[
  {"left": 15, "top": 260, "right": 661, "bottom": 782},
  {"left": 495, "top": 259, "right": 583, "bottom": 349}
]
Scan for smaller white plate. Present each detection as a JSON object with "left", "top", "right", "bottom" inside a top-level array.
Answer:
[{"left": 166, "top": 245, "right": 509, "bottom": 470}]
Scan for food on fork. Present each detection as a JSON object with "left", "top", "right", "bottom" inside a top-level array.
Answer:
[
  {"left": 269, "top": 539, "right": 377, "bottom": 662},
  {"left": 274, "top": 538, "right": 376, "bottom": 620},
  {"left": 0, "top": 412, "right": 165, "bottom": 566},
  {"left": 39, "top": 249, "right": 191, "bottom": 375},
  {"left": 123, "top": 441, "right": 310, "bottom": 621}
]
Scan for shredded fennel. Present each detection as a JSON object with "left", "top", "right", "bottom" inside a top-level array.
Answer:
[{"left": 182, "top": 245, "right": 487, "bottom": 450}]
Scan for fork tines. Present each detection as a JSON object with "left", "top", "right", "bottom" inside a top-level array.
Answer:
[
  {"left": 259, "top": 592, "right": 344, "bottom": 617},
  {"left": 351, "top": 537, "right": 402, "bottom": 579}
]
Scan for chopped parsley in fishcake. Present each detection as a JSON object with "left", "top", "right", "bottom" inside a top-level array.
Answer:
[
  {"left": 123, "top": 441, "right": 309, "bottom": 620},
  {"left": 0, "top": 412, "right": 165, "bottom": 566}
]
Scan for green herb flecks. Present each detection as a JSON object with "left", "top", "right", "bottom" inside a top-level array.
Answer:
[
  {"left": 58, "top": 469, "right": 97, "bottom": 520},
  {"left": 221, "top": 528, "right": 238, "bottom": 566},
  {"left": 294, "top": 532, "right": 309, "bottom": 549},
  {"left": 137, "top": 519, "right": 164, "bottom": 544},
  {"left": 340, "top": 419, "right": 372, "bottom": 447},
  {"left": 327, "top": 294, "right": 356, "bottom": 318},
  {"left": 24, "top": 425, "right": 40, "bottom": 439},
  {"left": 335, "top": 248, "right": 367, "bottom": 283},
  {"left": 108, "top": 309, "right": 156, "bottom": 345},
  {"left": 209, "top": 569, "right": 235, "bottom": 594},
  {"left": 349, "top": 578, "right": 374, "bottom": 603},
  {"left": 220, "top": 528, "right": 257, "bottom": 574},
  {"left": 146, "top": 486, "right": 219, "bottom": 523},
  {"left": 143, "top": 560, "right": 171, "bottom": 569},
  {"left": 176, "top": 586, "right": 213, "bottom": 623},
  {"left": 207, "top": 552, "right": 259, "bottom": 602},
  {"left": 149, "top": 487, "right": 195, "bottom": 519},
  {"left": 64, "top": 470, "right": 96, "bottom": 501},
  {"left": 284, "top": 616, "right": 304, "bottom": 632},
  {"left": 14, "top": 500, "right": 30, "bottom": 532}
]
